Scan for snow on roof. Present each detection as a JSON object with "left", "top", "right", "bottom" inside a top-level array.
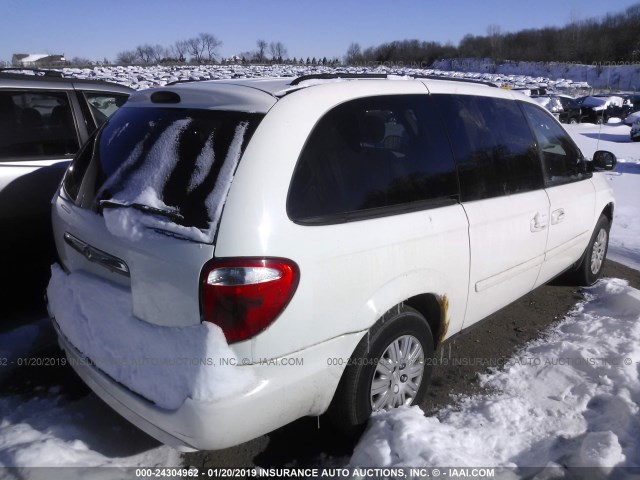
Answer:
[{"left": 19, "top": 53, "right": 50, "bottom": 63}]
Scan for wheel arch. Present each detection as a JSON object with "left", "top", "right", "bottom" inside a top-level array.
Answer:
[
  {"left": 353, "top": 269, "right": 462, "bottom": 351},
  {"left": 404, "top": 293, "right": 446, "bottom": 347},
  {"left": 601, "top": 202, "right": 614, "bottom": 223}
]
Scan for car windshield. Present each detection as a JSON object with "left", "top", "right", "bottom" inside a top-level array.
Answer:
[{"left": 63, "top": 106, "right": 263, "bottom": 238}]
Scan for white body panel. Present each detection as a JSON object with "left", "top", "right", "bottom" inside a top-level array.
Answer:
[
  {"left": 217, "top": 80, "right": 468, "bottom": 359},
  {"left": 536, "top": 180, "right": 596, "bottom": 286},
  {"left": 461, "top": 191, "right": 550, "bottom": 328},
  {"left": 52, "top": 195, "right": 215, "bottom": 328}
]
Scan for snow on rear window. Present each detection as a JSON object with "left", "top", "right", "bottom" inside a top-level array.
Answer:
[
  {"left": 47, "top": 264, "right": 255, "bottom": 409},
  {"left": 76, "top": 106, "right": 262, "bottom": 243},
  {"left": 110, "top": 118, "right": 190, "bottom": 208},
  {"left": 206, "top": 122, "right": 248, "bottom": 232},
  {"left": 188, "top": 132, "right": 215, "bottom": 193}
]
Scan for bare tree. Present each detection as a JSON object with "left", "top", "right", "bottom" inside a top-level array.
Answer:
[
  {"left": 135, "top": 44, "right": 155, "bottom": 64},
  {"left": 344, "top": 42, "right": 362, "bottom": 64},
  {"left": 116, "top": 49, "right": 139, "bottom": 65},
  {"left": 487, "top": 24, "right": 502, "bottom": 58},
  {"left": 185, "top": 34, "right": 221, "bottom": 63},
  {"left": 256, "top": 39, "right": 267, "bottom": 63},
  {"left": 149, "top": 44, "right": 167, "bottom": 63},
  {"left": 269, "top": 41, "right": 288, "bottom": 62},
  {"left": 200, "top": 33, "right": 222, "bottom": 62},
  {"left": 185, "top": 38, "right": 202, "bottom": 63},
  {"left": 171, "top": 40, "right": 189, "bottom": 62}
]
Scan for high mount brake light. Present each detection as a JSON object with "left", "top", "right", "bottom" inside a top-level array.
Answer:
[{"left": 200, "top": 258, "right": 299, "bottom": 343}]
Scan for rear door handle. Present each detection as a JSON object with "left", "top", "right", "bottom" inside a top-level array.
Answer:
[{"left": 551, "top": 208, "right": 565, "bottom": 225}]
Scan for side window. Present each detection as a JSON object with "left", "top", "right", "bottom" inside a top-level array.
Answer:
[
  {"left": 82, "top": 92, "right": 128, "bottom": 131},
  {"left": 0, "top": 90, "right": 79, "bottom": 161},
  {"left": 287, "top": 95, "right": 458, "bottom": 222},
  {"left": 520, "top": 102, "right": 587, "bottom": 185},
  {"left": 435, "top": 94, "right": 543, "bottom": 202}
]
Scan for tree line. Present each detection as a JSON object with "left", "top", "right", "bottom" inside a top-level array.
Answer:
[
  {"left": 345, "top": 3, "right": 640, "bottom": 65},
  {"left": 114, "top": 36, "right": 326, "bottom": 65}
]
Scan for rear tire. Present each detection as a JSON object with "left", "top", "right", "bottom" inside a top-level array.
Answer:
[
  {"left": 328, "top": 305, "right": 434, "bottom": 436},
  {"left": 573, "top": 215, "right": 610, "bottom": 286}
]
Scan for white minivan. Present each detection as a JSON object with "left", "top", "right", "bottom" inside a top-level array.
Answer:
[{"left": 48, "top": 74, "right": 616, "bottom": 451}]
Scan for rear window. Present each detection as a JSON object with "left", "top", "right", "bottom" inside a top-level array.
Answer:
[{"left": 63, "top": 106, "right": 262, "bottom": 239}]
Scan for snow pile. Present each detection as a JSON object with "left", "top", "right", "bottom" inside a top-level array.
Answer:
[
  {"left": 46, "top": 264, "right": 255, "bottom": 409},
  {"left": 350, "top": 278, "right": 640, "bottom": 470},
  {"left": 0, "top": 391, "right": 180, "bottom": 471},
  {"left": 566, "top": 123, "right": 640, "bottom": 271}
]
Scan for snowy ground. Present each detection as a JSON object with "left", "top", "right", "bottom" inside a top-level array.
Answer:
[
  {"left": 350, "top": 278, "right": 640, "bottom": 475},
  {"left": 1, "top": 69, "right": 639, "bottom": 474}
]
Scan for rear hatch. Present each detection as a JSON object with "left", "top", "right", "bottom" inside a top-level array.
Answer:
[{"left": 52, "top": 88, "right": 267, "bottom": 328}]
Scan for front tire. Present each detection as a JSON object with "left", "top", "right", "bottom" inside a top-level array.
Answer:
[
  {"left": 574, "top": 215, "right": 610, "bottom": 285},
  {"left": 328, "top": 305, "right": 434, "bottom": 434}
]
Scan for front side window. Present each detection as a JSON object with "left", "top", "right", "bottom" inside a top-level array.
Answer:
[
  {"left": 287, "top": 95, "right": 458, "bottom": 223},
  {"left": 0, "top": 90, "right": 79, "bottom": 161},
  {"left": 520, "top": 102, "right": 587, "bottom": 185},
  {"left": 435, "top": 94, "right": 543, "bottom": 202}
]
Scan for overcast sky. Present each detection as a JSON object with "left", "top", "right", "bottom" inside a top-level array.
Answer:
[{"left": 1, "top": 0, "right": 638, "bottom": 63}]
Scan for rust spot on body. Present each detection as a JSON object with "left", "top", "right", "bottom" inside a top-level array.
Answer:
[{"left": 438, "top": 294, "right": 450, "bottom": 344}]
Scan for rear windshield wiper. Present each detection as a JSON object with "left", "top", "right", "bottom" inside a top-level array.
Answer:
[{"left": 99, "top": 200, "right": 184, "bottom": 222}]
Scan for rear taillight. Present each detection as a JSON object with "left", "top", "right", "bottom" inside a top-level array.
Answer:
[{"left": 200, "top": 258, "right": 299, "bottom": 343}]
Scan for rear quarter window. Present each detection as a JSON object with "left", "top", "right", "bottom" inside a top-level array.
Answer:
[{"left": 287, "top": 94, "right": 458, "bottom": 223}]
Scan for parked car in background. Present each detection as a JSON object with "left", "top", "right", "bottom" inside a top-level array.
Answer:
[
  {"left": 49, "top": 74, "right": 616, "bottom": 451},
  {"left": 532, "top": 95, "right": 582, "bottom": 124},
  {"left": 556, "top": 95, "right": 583, "bottom": 124},
  {"left": 577, "top": 95, "right": 627, "bottom": 124},
  {"left": 619, "top": 94, "right": 640, "bottom": 119},
  {"left": 0, "top": 69, "right": 132, "bottom": 313},
  {"left": 631, "top": 118, "right": 640, "bottom": 142},
  {"left": 625, "top": 110, "right": 640, "bottom": 126}
]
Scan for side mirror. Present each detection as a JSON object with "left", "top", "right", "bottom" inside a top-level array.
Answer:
[{"left": 591, "top": 150, "right": 617, "bottom": 171}]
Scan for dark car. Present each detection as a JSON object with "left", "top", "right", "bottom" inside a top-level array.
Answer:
[
  {"left": 0, "top": 70, "right": 132, "bottom": 312},
  {"left": 556, "top": 96, "right": 582, "bottom": 124},
  {"left": 531, "top": 95, "right": 581, "bottom": 124},
  {"left": 577, "top": 95, "right": 630, "bottom": 124},
  {"left": 621, "top": 95, "right": 640, "bottom": 125}
]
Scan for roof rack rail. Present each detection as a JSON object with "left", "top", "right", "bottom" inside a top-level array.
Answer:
[
  {"left": 289, "top": 73, "right": 387, "bottom": 85},
  {"left": 289, "top": 72, "right": 497, "bottom": 88},
  {"left": 409, "top": 74, "right": 498, "bottom": 88},
  {"left": 0, "top": 67, "right": 63, "bottom": 78},
  {"left": 165, "top": 79, "right": 200, "bottom": 86}
]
